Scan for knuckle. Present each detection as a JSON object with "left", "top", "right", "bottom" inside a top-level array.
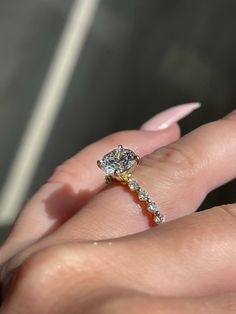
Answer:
[
  {"left": 142, "top": 143, "right": 198, "bottom": 181},
  {"left": 1, "top": 244, "right": 94, "bottom": 311},
  {"left": 15, "top": 246, "right": 73, "bottom": 289},
  {"left": 49, "top": 159, "right": 81, "bottom": 184}
]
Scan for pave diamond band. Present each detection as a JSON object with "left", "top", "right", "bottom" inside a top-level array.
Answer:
[
  {"left": 120, "top": 173, "right": 165, "bottom": 224},
  {"left": 97, "top": 145, "right": 165, "bottom": 225}
]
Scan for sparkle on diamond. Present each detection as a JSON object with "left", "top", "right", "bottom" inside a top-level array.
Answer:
[
  {"left": 147, "top": 202, "right": 158, "bottom": 213},
  {"left": 138, "top": 190, "right": 149, "bottom": 201},
  {"left": 128, "top": 180, "right": 140, "bottom": 191},
  {"left": 98, "top": 146, "right": 138, "bottom": 175},
  {"left": 154, "top": 214, "right": 165, "bottom": 224}
]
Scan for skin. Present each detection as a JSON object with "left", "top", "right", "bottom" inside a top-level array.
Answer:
[{"left": 0, "top": 110, "right": 236, "bottom": 313}]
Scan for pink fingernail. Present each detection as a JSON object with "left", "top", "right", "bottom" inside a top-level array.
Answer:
[{"left": 141, "top": 102, "right": 201, "bottom": 131}]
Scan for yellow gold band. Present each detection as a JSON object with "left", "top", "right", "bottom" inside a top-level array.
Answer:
[{"left": 97, "top": 145, "right": 165, "bottom": 225}]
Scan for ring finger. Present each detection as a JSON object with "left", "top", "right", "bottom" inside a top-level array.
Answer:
[{"left": 49, "top": 109, "right": 236, "bottom": 241}]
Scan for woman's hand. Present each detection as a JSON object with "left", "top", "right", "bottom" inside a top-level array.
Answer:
[{"left": 1, "top": 105, "right": 236, "bottom": 313}]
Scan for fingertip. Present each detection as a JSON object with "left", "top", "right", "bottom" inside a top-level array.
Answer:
[{"left": 141, "top": 102, "right": 201, "bottom": 131}]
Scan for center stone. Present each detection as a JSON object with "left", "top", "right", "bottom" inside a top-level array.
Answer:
[{"left": 98, "top": 145, "right": 138, "bottom": 175}]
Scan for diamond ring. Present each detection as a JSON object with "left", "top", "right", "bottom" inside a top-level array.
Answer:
[{"left": 97, "top": 145, "right": 165, "bottom": 225}]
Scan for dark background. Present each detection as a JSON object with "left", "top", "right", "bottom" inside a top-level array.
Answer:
[{"left": 0, "top": 0, "right": 235, "bottom": 241}]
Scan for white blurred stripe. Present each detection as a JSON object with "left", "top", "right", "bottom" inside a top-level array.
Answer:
[{"left": 0, "top": 0, "right": 100, "bottom": 225}]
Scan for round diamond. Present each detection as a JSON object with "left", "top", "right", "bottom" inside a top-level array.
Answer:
[
  {"left": 128, "top": 180, "right": 140, "bottom": 191},
  {"left": 154, "top": 214, "right": 165, "bottom": 224},
  {"left": 138, "top": 190, "right": 149, "bottom": 201},
  {"left": 147, "top": 202, "right": 158, "bottom": 213},
  {"left": 98, "top": 146, "right": 138, "bottom": 175}
]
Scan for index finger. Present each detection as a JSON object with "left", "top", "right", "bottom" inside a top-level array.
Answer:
[{"left": 1, "top": 125, "right": 179, "bottom": 262}]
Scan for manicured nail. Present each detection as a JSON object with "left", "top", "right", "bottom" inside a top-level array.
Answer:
[{"left": 141, "top": 102, "right": 201, "bottom": 131}]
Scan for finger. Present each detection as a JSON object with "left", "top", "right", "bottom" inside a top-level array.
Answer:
[
  {"left": 3, "top": 280, "right": 236, "bottom": 314},
  {"left": 51, "top": 109, "right": 236, "bottom": 240},
  {"left": 104, "top": 203, "right": 236, "bottom": 296},
  {"left": 4, "top": 203, "right": 236, "bottom": 298},
  {"left": 89, "top": 291, "right": 236, "bottom": 314},
  {"left": 1, "top": 102, "right": 199, "bottom": 259},
  {"left": 1, "top": 125, "right": 179, "bottom": 262},
  {"left": 2, "top": 204, "right": 236, "bottom": 312}
]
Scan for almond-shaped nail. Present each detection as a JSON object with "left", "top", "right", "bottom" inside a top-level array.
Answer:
[{"left": 141, "top": 102, "right": 201, "bottom": 131}]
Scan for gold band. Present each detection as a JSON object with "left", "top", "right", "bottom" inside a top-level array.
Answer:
[{"left": 97, "top": 145, "right": 165, "bottom": 225}]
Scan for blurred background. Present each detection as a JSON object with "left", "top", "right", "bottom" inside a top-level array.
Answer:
[{"left": 0, "top": 0, "right": 235, "bottom": 242}]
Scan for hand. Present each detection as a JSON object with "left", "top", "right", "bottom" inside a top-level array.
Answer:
[{"left": 1, "top": 105, "right": 236, "bottom": 314}]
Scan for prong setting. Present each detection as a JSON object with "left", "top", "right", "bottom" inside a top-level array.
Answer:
[
  {"left": 97, "top": 146, "right": 165, "bottom": 225},
  {"left": 97, "top": 145, "right": 139, "bottom": 175}
]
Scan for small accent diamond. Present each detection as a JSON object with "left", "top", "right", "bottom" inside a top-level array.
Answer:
[
  {"left": 138, "top": 190, "right": 149, "bottom": 201},
  {"left": 147, "top": 202, "right": 158, "bottom": 213},
  {"left": 154, "top": 214, "right": 165, "bottom": 224},
  {"left": 128, "top": 180, "right": 140, "bottom": 191}
]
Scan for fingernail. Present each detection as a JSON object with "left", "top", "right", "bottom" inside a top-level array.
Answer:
[{"left": 141, "top": 102, "right": 201, "bottom": 131}]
